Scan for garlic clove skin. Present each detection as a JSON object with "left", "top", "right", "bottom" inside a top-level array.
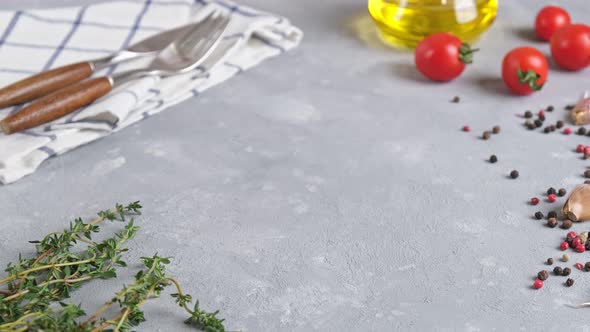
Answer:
[
  {"left": 570, "top": 92, "right": 590, "bottom": 125},
  {"left": 563, "top": 184, "right": 590, "bottom": 222}
]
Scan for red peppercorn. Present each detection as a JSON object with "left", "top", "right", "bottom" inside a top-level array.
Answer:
[
  {"left": 561, "top": 241, "right": 570, "bottom": 250},
  {"left": 576, "top": 262, "right": 584, "bottom": 270},
  {"left": 533, "top": 279, "right": 543, "bottom": 289},
  {"left": 567, "top": 231, "right": 578, "bottom": 239},
  {"left": 564, "top": 128, "right": 572, "bottom": 135},
  {"left": 578, "top": 145, "right": 585, "bottom": 153},
  {"left": 576, "top": 244, "right": 586, "bottom": 253},
  {"left": 530, "top": 197, "right": 540, "bottom": 205},
  {"left": 573, "top": 237, "right": 583, "bottom": 247},
  {"left": 462, "top": 126, "right": 470, "bottom": 132},
  {"left": 584, "top": 146, "right": 590, "bottom": 155},
  {"left": 548, "top": 194, "right": 557, "bottom": 202},
  {"left": 538, "top": 110, "right": 545, "bottom": 117}
]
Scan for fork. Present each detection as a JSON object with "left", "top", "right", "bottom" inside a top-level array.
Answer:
[{"left": 0, "top": 11, "right": 230, "bottom": 135}]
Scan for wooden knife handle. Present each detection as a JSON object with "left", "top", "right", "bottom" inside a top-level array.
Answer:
[
  {"left": 0, "top": 77, "right": 113, "bottom": 134},
  {"left": 0, "top": 62, "right": 94, "bottom": 109}
]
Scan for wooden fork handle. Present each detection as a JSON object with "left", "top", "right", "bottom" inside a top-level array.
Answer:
[
  {"left": 0, "top": 62, "right": 94, "bottom": 109},
  {"left": 0, "top": 77, "right": 113, "bottom": 134}
]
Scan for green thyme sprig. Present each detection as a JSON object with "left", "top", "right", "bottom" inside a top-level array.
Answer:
[{"left": 0, "top": 202, "right": 225, "bottom": 332}]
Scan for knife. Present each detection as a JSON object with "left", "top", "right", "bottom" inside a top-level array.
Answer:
[{"left": 0, "top": 22, "right": 199, "bottom": 109}]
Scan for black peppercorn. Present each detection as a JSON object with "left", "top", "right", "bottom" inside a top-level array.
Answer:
[
  {"left": 547, "top": 105, "right": 554, "bottom": 112},
  {"left": 554, "top": 266, "right": 563, "bottom": 275},
  {"left": 550, "top": 125, "right": 556, "bottom": 132},
  {"left": 556, "top": 120, "right": 564, "bottom": 129},
  {"left": 489, "top": 155, "right": 498, "bottom": 163},
  {"left": 566, "top": 278, "right": 574, "bottom": 287},
  {"left": 451, "top": 96, "right": 460, "bottom": 103},
  {"left": 563, "top": 267, "right": 572, "bottom": 276},
  {"left": 482, "top": 131, "right": 492, "bottom": 140},
  {"left": 548, "top": 211, "right": 558, "bottom": 219},
  {"left": 579, "top": 127, "right": 588, "bottom": 135},
  {"left": 586, "top": 243, "right": 590, "bottom": 250},
  {"left": 548, "top": 218, "right": 558, "bottom": 228},
  {"left": 585, "top": 170, "right": 590, "bottom": 178},
  {"left": 585, "top": 262, "right": 590, "bottom": 272},
  {"left": 538, "top": 115, "right": 546, "bottom": 121},
  {"left": 537, "top": 270, "right": 549, "bottom": 281},
  {"left": 562, "top": 219, "right": 573, "bottom": 229},
  {"left": 544, "top": 127, "right": 551, "bottom": 133},
  {"left": 510, "top": 170, "right": 519, "bottom": 179},
  {"left": 558, "top": 188, "right": 567, "bottom": 197},
  {"left": 547, "top": 258, "right": 554, "bottom": 265},
  {"left": 525, "top": 121, "right": 535, "bottom": 130},
  {"left": 492, "top": 126, "right": 501, "bottom": 134},
  {"left": 534, "top": 119, "right": 543, "bottom": 128},
  {"left": 524, "top": 111, "right": 533, "bottom": 118},
  {"left": 566, "top": 105, "right": 575, "bottom": 110},
  {"left": 547, "top": 187, "right": 557, "bottom": 195},
  {"left": 535, "top": 211, "right": 544, "bottom": 220}
]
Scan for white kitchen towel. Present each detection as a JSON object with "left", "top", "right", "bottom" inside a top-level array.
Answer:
[{"left": 0, "top": 0, "right": 302, "bottom": 184}]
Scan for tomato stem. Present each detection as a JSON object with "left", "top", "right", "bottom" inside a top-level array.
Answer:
[
  {"left": 459, "top": 43, "right": 479, "bottom": 64},
  {"left": 517, "top": 69, "right": 544, "bottom": 91}
]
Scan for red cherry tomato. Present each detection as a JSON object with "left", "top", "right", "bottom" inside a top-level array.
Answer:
[
  {"left": 502, "top": 47, "right": 548, "bottom": 95},
  {"left": 535, "top": 6, "right": 571, "bottom": 41},
  {"left": 414, "top": 33, "right": 477, "bottom": 82},
  {"left": 550, "top": 24, "right": 590, "bottom": 71}
]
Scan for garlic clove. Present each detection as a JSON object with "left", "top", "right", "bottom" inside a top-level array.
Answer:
[
  {"left": 563, "top": 184, "right": 590, "bottom": 222},
  {"left": 570, "top": 92, "right": 590, "bottom": 125}
]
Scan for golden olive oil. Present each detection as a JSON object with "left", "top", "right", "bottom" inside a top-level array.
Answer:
[{"left": 368, "top": 0, "right": 498, "bottom": 49}]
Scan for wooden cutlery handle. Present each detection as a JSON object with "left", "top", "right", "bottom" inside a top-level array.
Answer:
[
  {"left": 0, "top": 77, "right": 113, "bottom": 134},
  {"left": 0, "top": 62, "right": 94, "bottom": 108}
]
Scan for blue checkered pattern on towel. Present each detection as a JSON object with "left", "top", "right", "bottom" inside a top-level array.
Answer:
[{"left": 0, "top": 0, "right": 302, "bottom": 184}]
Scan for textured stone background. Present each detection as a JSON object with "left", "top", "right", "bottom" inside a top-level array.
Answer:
[{"left": 1, "top": 0, "right": 590, "bottom": 331}]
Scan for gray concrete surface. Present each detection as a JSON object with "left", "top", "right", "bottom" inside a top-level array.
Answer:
[{"left": 1, "top": 0, "right": 590, "bottom": 331}]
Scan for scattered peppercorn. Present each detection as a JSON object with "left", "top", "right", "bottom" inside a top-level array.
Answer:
[
  {"left": 564, "top": 128, "right": 573, "bottom": 135},
  {"left": 576, "top": 262, "right": 584, "bottom": 270},
  {"left": 492, "top": 126, "right": 500, "bottom": 134},
  {"left": 489, "top": 155, "right": 498, "bottom": 163},
  {"left": 538, "top": 114, "right": 546, "bottom": 121},
  {"left": 567, "top": 232, "right": 578, "bottom": 241},
  {"left": 566, "top": 105, "right": 575, "bottom": 110},
  {"left": 558, "top": 188, "right": 567, "bottom": 197},
  {"left": 535, "top": 211, "right": 544, "bottom": 220},
  {"left": 573, "top": 237, "right": 583, "bottom": 247},
  {"left": 550, "top": 125, "right": 556, "bottom": 132},
  {"left": 547, "top": 258, "right": 554, "bottom": 265},
  {"left": 566, "top": 278, "right": 574, "bottom": 287},
  {"left": 544, "top": 127, "right": 551, "bottom": 133},
  {"left": 534, "top": 119, "right": 543, "bottom": 128},
  {"left": 585, "top": 262, "right": 590, "bottom": 272},
  {"left": 547, "top": 105, "right": 554, "bottom": 112},
  {"left": 585, "top": 146, "right": 590, "bottom": 155},
  {"left": 548, "top": 218, "right": 558, "bottom": 228},
  {"left": 563, "top": 267, "right": 572, "bottom": 276},
  {"left": 525, "top": 121, "right": 536, "bottom": 130},
  {"left": 562, "top": 253, "right": 570, "bottom": 262},
  {"left": 531, "top": 197, "right": 540, "bottom": 205},
  {"left": 510, "top": 170, "right": 519, "bottom": 179},
  {"left": 451, "top": 96, "right": 460, "bottom": 103},
  {"left": 533, "top": 279, "right": 543, "bottom": 289},
  {"left": 462, "top": 125, "right": 470, "bottom": 132},
  {"left": 579, "top": 127, "right": 588, "bottom": 135},
  {"left": 586, "top": 131, "right": 590, "bottom": 137},
  {"left": 483, "top": 131, "right": 492, "bottom": 140},
  {"left": 538, "top": 110, "right": 545, "bottom": 117},
  {"left": 537, "top": 270, "right": 549, "bottom": 281},
  {"left": 556, "top": 120, "right": 564, "bottom": 129},
  {"left": 562, "top": 219, "right": 573, "bottom": 229},
  {"left": 554, "top": 266, "right": 563, "bottom": 275},
  {"left": 524, "top": 111, "right": 533, "bottom": 118},
  {"left": 548, "top": 211, "right": 558, "bottom": 219},
  {"left": 548, "top": 194, "right": 557, "bottom": 203},
  {"left": 584, "top": 170, "right": 590, "bottom": 178},
  {"left": 547, "top": 187, "right": 556, "bottom": 195}
]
